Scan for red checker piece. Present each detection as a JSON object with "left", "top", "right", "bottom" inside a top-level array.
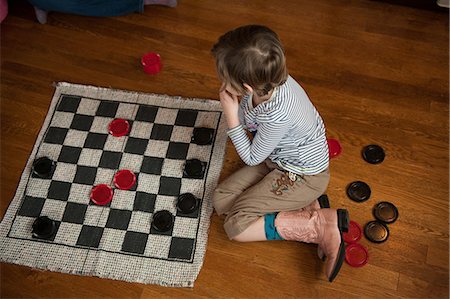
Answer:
[
  {"left": 108, "top": 118, "right": 130, "bottom": 137},
  {"left": 141, "top": 52, "right": 162, "bottom": 75},
  {"left": 344, "top": 220, "right": 363, "bottom": 243},
  {"left": 327, "top": 138, "right": 342, "bottom": 158},
  {"left": 345, "top": 243, "right": 369, "bottom": 268},
  {"left": 114, "top": 170, "right": 136, "bottom": 190},
  {"left": 90, "top": 184, "right": 114, "bottom": 205}
]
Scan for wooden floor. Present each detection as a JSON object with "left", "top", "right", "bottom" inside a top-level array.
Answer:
[{"left": 1, "top": 0, "right": 448, "bottom": 298}]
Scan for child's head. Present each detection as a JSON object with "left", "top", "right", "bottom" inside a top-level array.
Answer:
[{"left": 211, "top": 25, "right": 288, "bottom": 97}]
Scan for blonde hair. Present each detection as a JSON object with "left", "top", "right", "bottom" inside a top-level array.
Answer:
[{"left": 211, "top": 25, "right": 288, "bottom": 97}]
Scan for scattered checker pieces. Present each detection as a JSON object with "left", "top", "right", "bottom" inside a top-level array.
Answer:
[{"left": 0, "top": 83, "right": 228, "bottom": 287}]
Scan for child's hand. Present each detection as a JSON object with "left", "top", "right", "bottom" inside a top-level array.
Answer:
[{"left": 219, "top": 89, "right": 240, "bottom": 129}]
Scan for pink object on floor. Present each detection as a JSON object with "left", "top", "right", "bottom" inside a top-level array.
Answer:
[
  {"left": 0, "top": 0, "right": 8, "bottom": 23},
  {"left": 327, "top": 138, "right": 342, "bottom": 158},
  {"left": 141, "top": 52, "right": 162, "bottom": 75}
]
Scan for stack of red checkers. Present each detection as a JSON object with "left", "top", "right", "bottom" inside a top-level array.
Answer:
[
  {"left": 343, "top": 220, "right": 368, "bottom": 268},
  {"left": 141, "top": 52, "right": 162, "bottom": 75}
]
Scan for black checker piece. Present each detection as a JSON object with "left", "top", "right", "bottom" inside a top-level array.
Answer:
[
  {"left": 57, "top": 95, "right": 81, "bottom": 113},
  {"left": 32, "top": 216, "right": 59, "bottom": 241},
  {"left": 168, "top": 237, "right": 195, "bottom": 260},
  {"left": 122, "top": 231, "right": 149, "bottom": 255},
  {"left": 44, "top": 127, "right": 68, "bottom": 144},
  {"left": 18, "top": 196, "right": 45, "bottom": 217},
  {"left": 76, "top": 226, "right": 104, "bottom": 248}
]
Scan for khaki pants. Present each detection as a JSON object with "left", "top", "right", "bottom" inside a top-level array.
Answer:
[{"left": 212, "top": 160, "right": 330, "bottom": 239}]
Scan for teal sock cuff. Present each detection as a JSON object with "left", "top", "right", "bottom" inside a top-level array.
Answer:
[{"left": 264, "top": 213, "right": 284, "bottom": 240}]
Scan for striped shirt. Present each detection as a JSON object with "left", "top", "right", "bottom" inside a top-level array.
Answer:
[{"left": 227, "top": 75, "right": 329, "bottom": 175}]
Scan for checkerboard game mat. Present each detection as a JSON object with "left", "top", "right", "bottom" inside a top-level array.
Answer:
[{"left": 0, "top": 82, "right": 228, "bottom": 287}]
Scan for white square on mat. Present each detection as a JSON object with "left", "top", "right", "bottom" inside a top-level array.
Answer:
[
  {"left": 8, "top": 216, "right": 34, "bottom": 239},
  {"left": 52, "top": 162, "right": 77, "bottom": 183},
  {"left": 116, "top": 103, "right": 138, "bottom": 119},
  {"left": 99, "top": 228, "right": 126, "bottom": 252},
  {"left": 63, "top": 130, "right": 88, "bottom": 148},
  {"left": 187, "top": 144, "right": 213, "bottom": 162},
  {"left": 153, "top": 195, "right": 177, "bottom": 213},
  {"left": 154, "top": 107, "right": 178, "bottom": 125},
  {"left": 37, "top": 143, "right": 63, "bottom": 161},
  {"left": 94, "top": 168, "right": 115, "bottom": 186},
  {"left": 110, "top": 189, "right": 135, "bottom": 211},
  {"left": 67, "top": 183, "right": 92, "bottom": 205},
  {"left": 127, "top": 211, "right": 152, "bottom": 234},
  {"left": 104, "top": 134, "right": 126, "bottom": 152},
  {"left": 161, "top": 159, "right": 184, "bottom": 177},
  {"left": 172, "top": 216, "right": 199, "bottom": 239},
  {"left": 27, "top": 178, "right": 52, "bottom": 199},
  {"left": 129, "top": 121, "right": 153, "bottom": 139},
  {"left": 83, "top": 205, "right": 109, "bottom": 227},
  {"left": 144, "top": 140, "right": 169, "bottom": 158},
  {"left": 195, "top": 111, "right": 220, "bottom": 128},
  {"left": 119, "top": 153, "right": 144, "bottom": 173},
  {"left": 40, "top": 199, "right": 67, "bottom": 221},
  {"left": 170, "top": 126, "right": 194, "bottom": 143},
  {"left": 50, "top": 111, "right": 74, "bottom": 128},
  {"left": 144, "top": 234, "right": 172, "bottom": 258},
  {"left": 78, "top": 148, "right": 103, "bottom": 167},
  {"left": 54, "top": 222, "right": 83, "bottom": 246},
  {"left": 77, "top": 98, "right": 100, "bottom": 116},
  {"left": 179, "top": 178, "right": 204, "bottom": 197},
  {"left": 135, "top": 173, "right": 160, "bottom": 194},
  {"left": 90, "top": 116, "right": 114, "bottom": 134}
]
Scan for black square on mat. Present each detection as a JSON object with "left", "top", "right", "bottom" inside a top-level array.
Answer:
[
  {"left": 135, "top": 105, "right": 158, "bottom": 122},
  {"left": 44, "top": 127, "right": 68, "bottom": 144},
  {"left": 150, "top": 124, "right": 173, "bottom": 141},
  {"left": 70, "top": 114, "right": 94, "bottom": 131},
  {"left": 124, "top": 137, "right": 148, "bottom": 155},
  {"left": 76, "top": 225, "right": 104, "bottom": 248},
  {"left": 57, "top": 95, "right": 81, "bottom": 113},
  {"left": 47, "top": 181, "right": 71, "bottom": 201},
  {"left": 96, "top": 101, "right": 119, "bottom": 117},
  {"left": 158, "top": 176, "right": 181, "bottom": 196},
  {"left": 73, "top": 166, "right": 97, "bottom": 185},
  {"left": 84, "top": 133, "right": 108, "bottom": 149},
  {"left": 99, "top": 151, "right": 122, "bottom": 169},
  {"left": 18, "top": 196, "right": 45, "bottom": 217},
  {"left": 175, "top": 110, "right": 198, "bottom": 127},
  {"left": 140, "top": 157, "right": 163, "bottom": 175},
  {"left": 105, "top": 209, "right": 132, "bottom": 230},
  {"left": 168, "top": 237, "right": 195, "bottom": 260},
  {"left": 133, "top": 192, "right": 156, "bottom": 213},
  {"left": 122, "top": 231, "right": 149, "bottom": 255},
  {"left": 62, "top": 202, "right": 87, "bottom": 224},
  {"left": 166, "top": 142, "right": 190, "bottom": 160},
  {"left": 58, "top": 146, "right": 82, "bottom": 164}
]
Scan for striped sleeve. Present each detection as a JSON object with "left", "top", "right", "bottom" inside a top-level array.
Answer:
[{"left": 227, "top": 112, "right": 290, "bottom": 166}]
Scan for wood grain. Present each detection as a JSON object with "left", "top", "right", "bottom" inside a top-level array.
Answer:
[{"left": 1, "top": 0, "right": 448, "bottom": 298}]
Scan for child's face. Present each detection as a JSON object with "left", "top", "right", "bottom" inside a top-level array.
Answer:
[{"left": 221, "top": 83, "right": 253, "bottom": 100}]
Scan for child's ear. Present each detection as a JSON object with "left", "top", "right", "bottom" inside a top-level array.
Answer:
[{"left": 243, "top": 83, "right": 253, "bottom": 94}]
